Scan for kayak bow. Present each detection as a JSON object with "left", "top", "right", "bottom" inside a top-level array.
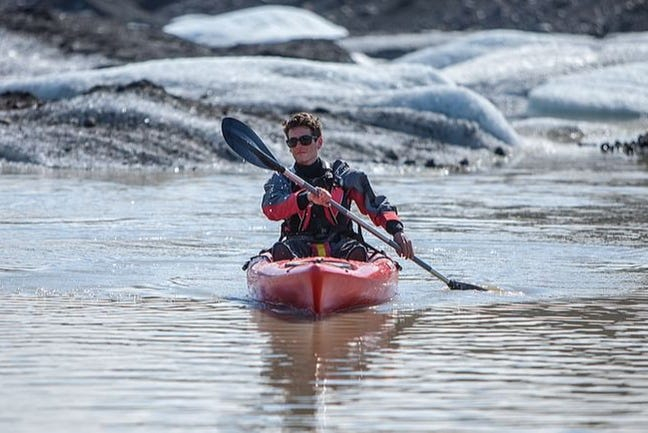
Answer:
[{"left": 247, "top": 255, "right": 399, "bottom": 317}]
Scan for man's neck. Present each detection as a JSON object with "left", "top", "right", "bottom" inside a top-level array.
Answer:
[{"left": 294, "top": 157, "right": 325, "bottom": 178}]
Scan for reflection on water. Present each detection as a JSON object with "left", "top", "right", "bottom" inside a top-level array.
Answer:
[
  {"left": 250, "top": 309, "right": 407, "bottom": 431},
  {"left": 1, "top": 293, "right": 647, "bottom": 432}
]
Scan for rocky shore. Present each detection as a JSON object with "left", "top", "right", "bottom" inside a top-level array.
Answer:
[{"left": 1, "top": 1, "right": 647, "bottom": 170}]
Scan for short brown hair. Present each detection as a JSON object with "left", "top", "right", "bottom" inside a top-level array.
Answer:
[{"left": 282, "top": 112, "right": 322, "bottom": 138}]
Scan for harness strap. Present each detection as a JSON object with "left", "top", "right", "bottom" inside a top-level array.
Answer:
[{"left": 311, "top": 242, "right": 331, "bottom": 257}]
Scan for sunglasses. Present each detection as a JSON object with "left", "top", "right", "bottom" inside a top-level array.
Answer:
[{"left": 286, "top": 135, "right": 318, "bottom": 148}]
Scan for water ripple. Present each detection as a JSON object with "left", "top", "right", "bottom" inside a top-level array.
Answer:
[{"left": 1, "top": 292, "right": 647, "bottom": 432}]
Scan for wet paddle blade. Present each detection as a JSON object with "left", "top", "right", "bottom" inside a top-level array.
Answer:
[
  {"left": 448, "top": 279, "right": 488, "bottom": 292},
  {"left": 221, "top": 117, "right": 284, "bottom": 172}
]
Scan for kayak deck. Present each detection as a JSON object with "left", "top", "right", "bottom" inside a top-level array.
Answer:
[{"left": 247, "top": 255, "right": 399, "bottom": 317}]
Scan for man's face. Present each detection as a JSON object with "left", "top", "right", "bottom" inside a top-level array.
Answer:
[{"left": 287, "top": 126, "right": 322, "bottom": 165}]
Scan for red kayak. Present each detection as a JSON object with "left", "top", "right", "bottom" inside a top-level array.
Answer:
[{"left": 246, "top": 254, "right": 399, "bottom": 317}]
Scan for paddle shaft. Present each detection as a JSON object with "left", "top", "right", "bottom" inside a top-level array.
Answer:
[{"left": 281, "top": 170, "right": 451, "bottom": 285}]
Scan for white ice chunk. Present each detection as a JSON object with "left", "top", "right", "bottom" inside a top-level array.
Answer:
[
  {"left": 529, "top": 61, "right": 648, "bottom": 117},
  {"left": 163, "top": 6, "right": 348, "bottom": 48}
]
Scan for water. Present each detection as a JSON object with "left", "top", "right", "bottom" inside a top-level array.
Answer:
[{"left": 1, "top": 153, "right": 647, "bottom": 432}]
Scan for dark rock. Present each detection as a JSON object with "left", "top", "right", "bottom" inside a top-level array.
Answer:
[
  {"left": 599, "top": 131, "right": 648, "bottom": 156},
  {"left": 87, "top": 79, "right": 168, "bottom": 96},
  {"left": 639, "top": 133, "right": 648, "bottom": 145},
  {"left": 0, "top": 92, "right": 43, "bottom": 111},
  {"left": 384, "top": 149, "right": 399, "bottom": 161},
  {"left": 0, "top": 144, "right": 36, "bottom": 163},
  {"left": 215, "top": 39, "right": 354, "bottom": 63}
]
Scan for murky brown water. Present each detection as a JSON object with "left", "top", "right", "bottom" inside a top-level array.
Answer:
[
  {"left": 1, "top": 154, "right": 647, "bottom": 432},
  {"left": 2, "top": 293, "right": 647, "bottom": 432}
]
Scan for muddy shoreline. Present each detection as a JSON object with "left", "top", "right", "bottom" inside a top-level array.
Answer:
[{"left": 1, "top": 1, "right": 647, "bottom": 170}]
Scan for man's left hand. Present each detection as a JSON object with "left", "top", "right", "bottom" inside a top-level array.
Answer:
[{"left": 393, "top": 231, "right": 414, "bottom": 259}]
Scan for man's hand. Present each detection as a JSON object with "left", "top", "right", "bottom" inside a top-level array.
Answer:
[
  {"left": 307, "top": 187, "right": 332, "bottom": 207},
  {"left": 393, "top": 231, "right": 414, "bottom": 259}
]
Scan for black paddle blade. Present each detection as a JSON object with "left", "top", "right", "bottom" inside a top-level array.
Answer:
[
  {"left": 448, "top": 279, "right": 488, "bottom": 291},
  {"left": 221, "top": 117, "right": 284, "bottom": 172}
]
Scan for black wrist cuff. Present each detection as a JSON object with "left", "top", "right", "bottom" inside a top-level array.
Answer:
[
  {"left": 297, "top": 191, "right": 310, "bottom": 210},
  {"left": 385, "top": 220, "right": 404, "bottom": 235}
]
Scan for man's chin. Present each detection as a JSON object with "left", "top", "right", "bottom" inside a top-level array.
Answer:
[{"left": 296, "top": 156, "right": 315, "bottom": 165}]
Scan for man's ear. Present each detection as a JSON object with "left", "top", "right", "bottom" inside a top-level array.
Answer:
[{"left": 316, "top": 135, "right": 323, "bottom": 149}]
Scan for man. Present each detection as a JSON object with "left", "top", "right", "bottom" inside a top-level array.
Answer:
[{"left": 262, "top": 112, "right": 414, "bottom": 262}]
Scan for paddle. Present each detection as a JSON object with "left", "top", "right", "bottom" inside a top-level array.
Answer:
[{"left": 221, "top": 117, "right": 487, "bottom": 291}]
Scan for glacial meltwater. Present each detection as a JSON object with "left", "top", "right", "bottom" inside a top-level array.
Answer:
[{"left": 1, "top": 150, "right": 646, "bottom": 433}]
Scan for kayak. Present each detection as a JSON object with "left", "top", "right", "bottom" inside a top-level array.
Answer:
[
  {"left": 246, "top": 254, "right": 399, "bottom": 317},
  {"left": 247, "top": 255, "right": 399, "bottom": 316}
]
